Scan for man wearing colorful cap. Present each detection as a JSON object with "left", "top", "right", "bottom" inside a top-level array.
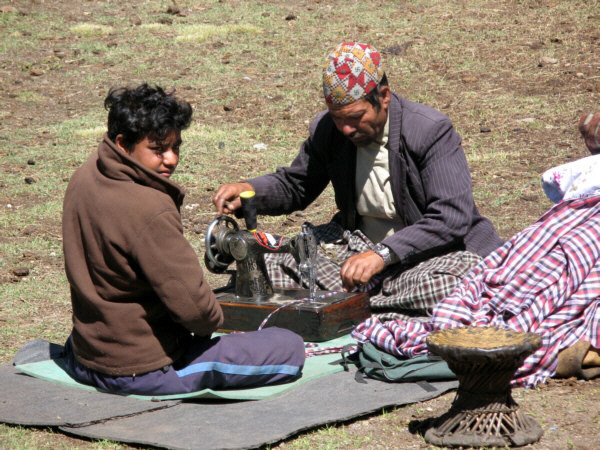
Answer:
[{"left": 213, "top": 42, "right": 502, "bottom": 313}]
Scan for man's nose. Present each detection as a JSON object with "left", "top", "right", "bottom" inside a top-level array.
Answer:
[
  {"left": 163, "top": 149, "right": 179, "bottom": 167},
  {"left": 341, "top": 123, "right": 357, "bottom": 136}
]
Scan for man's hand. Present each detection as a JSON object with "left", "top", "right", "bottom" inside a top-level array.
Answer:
[
  {"left": 212, "top": 182, "right": 254, "bottom": 214},
  {"left": 340, "top": 250, "right": 385, "bottom": 292}
]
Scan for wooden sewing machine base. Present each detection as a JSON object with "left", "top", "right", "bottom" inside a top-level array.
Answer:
[{"left": 215, "top": 288, "right": 370, "bottom": 342}]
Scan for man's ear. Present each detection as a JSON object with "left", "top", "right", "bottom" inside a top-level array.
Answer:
[
  {"left": 115, "top": 134, "right": 129, "bottom": 154},
  {"left": 379, "top": 85, "right": 391, "bottom": 110}
]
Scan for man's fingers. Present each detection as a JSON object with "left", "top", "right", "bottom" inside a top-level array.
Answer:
[
  {"left": 221, "top": 199, "right": 239, "bottom": 214},
  {"left": 340, "top": 250, "right": 386, "bottom": 291},
  {"left": 212, "top": 182, "right": 254, "bottom": 214},
  {"left": 340, "top": 262, "right": 364, "bottom": 291},
  {"left": 212, "top": 195, "right": 227, "bottom": 214},
  {"left": 212, "top": 188, "right": 237, "bottom": 214},
  {"left": 341, "top": 269, "right": 354, "bottom": 291}
]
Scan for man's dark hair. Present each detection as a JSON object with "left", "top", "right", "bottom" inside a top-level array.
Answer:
[
  {"left": 105, "top": 84, "right": 193, "bottom": 151},
  {"left": 364, "top": 73, "right": 389, "bottom": 110}
]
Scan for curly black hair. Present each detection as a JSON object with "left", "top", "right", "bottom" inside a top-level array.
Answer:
[{"left": 104, "top": 83, "right": 193, "bottom": 151}]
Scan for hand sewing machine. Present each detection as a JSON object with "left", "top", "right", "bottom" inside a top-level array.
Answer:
[{"left": 204, "top": 191, "right": 370, "bottom": 342}]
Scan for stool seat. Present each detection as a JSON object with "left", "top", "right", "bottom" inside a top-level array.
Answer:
[{"left": 421, "top": 327, "right": 543, "bottom": 447}]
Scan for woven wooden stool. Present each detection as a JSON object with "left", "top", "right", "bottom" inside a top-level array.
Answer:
[{"left": 423, "top": 327, "right": 543, "bottom": 447}]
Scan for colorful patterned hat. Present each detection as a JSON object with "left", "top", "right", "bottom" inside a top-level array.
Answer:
[{"left": 323, "top": 42, "right": 384, "bottom": 105}]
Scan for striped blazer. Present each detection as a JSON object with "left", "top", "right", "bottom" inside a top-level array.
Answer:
[{"left": 249, "top": 92, "right": 503, "bottom": 266}]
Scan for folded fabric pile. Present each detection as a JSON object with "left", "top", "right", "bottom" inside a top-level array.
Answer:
[{"left": 354, "top": 191, "right": 600, "bottom": 387}]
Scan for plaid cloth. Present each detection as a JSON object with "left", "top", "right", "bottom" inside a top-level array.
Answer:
[
  {"left": 370, "top": 250, "right": 481, "bottom": 315},
  {"left": 353, "top": 195, "right": 600, "bottom": 388},
  {"left": 265, "top": 222, "right": 348, "bottom": 292},
  {"left": 265, "top": 222, "right": 480, "bottom": 314}
]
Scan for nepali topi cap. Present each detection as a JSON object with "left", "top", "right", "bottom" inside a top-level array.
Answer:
[{"left": 323, "top": 42, "right": 384, "bottom": 105}]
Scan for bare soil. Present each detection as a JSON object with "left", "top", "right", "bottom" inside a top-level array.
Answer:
[{"left": 276, "top": 377, "right": 600, "bottom": 449}]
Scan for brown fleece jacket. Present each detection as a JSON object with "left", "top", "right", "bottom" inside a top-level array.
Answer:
[{"left": 62, "top": 135, "right": 223, "bottom": 376}]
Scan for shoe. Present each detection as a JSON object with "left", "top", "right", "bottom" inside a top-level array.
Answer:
[{"left": 579, "top": 112, "right": 600, "bottom": 154}]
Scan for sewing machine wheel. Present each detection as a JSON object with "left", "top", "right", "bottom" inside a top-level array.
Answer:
[{"left": 205, "top": 215, "right": 238, "bottom": 272}]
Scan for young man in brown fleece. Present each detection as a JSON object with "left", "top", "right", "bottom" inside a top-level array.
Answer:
[{"left": 62, "top": 84, "right": 304, "bottom": 395}]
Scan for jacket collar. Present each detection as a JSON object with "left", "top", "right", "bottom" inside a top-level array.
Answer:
[
  {"left": 96, "top": 134, "right": 185, "bottom": 208},
  {"left": 387, "top": 92, "right": 403, "bottom": 154},
  {"left": 324, "top": 92, "right": 404, "bottom": 230}
]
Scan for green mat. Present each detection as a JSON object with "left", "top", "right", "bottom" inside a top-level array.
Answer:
[{"left": 15, "top": 334, "right": 354, "bottom": 401}]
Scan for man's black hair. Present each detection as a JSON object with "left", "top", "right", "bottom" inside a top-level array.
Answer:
[
  {"left": 105, "top": 83, "right": 193, "bottom": 151},
  {"left": 364, "top": 73, "right": 389, "bottom": 110}
]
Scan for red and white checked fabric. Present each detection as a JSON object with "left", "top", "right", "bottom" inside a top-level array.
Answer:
[
  {"left": 304, "top": 344, "right": 357, "bottom": 357},
  {"left": 353, "top": 195, "right": 600, "bottom": 388}
]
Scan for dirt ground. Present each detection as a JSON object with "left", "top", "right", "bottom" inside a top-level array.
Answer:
[
  {"left": 275, "top": 377, "right": 600, "bottom": 449},
  {"left": 1, "top": 0, "right": 600, "bottom": 448}
]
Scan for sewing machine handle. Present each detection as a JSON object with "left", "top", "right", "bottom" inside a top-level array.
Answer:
[{"left": 240, "top": 190, "right": 257, "bottom": 232}]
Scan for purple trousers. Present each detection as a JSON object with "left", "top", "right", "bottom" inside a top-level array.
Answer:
[{"left": 63, "top": 327, "right": 305, "bottom": 395}]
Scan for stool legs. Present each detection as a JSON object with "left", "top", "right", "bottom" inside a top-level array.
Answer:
[{"left": 422, "top": 360, "right": 543, "bottom": 447}]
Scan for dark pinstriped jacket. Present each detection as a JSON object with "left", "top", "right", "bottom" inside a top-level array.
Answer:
[{"left": 248, "top": 92, "right": 503, "bottom": 267}]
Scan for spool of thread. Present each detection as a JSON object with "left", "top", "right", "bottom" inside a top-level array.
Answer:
[{"left": 240, "top": 190, "right": 257, "bottom": 232}]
